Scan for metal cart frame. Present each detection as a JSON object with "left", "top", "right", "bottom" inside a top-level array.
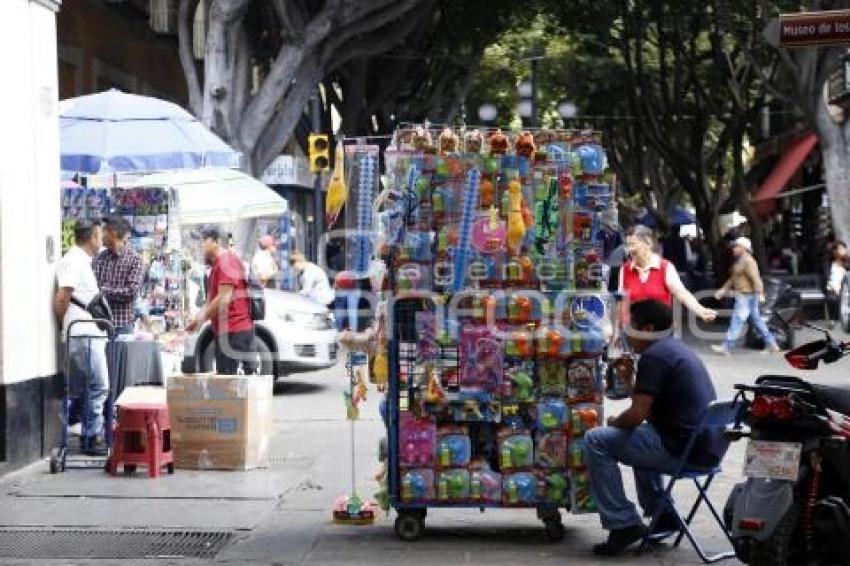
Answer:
[
  {"left": 386, "top": 297, "right": 568, "bottom": 542},
  {"left": 49, "top": 318, "right": 116, "bottom": 473}
]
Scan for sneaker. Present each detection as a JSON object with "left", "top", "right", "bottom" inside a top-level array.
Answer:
[
  {"left": 648, "top": 512, "right": 681, "bottom": 541},
  {"left": 710, "top": 344, "right": 731, "bottom": 356},
  {"left": 592, "top": 524, "right": 647, "bottom": 556}
]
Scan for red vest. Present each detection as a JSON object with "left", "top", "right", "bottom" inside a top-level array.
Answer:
[{"left": 621, "top": 257, "right": 673, "bottom": 307}]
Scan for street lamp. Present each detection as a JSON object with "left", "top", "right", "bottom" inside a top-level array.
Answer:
[
  {"left": 558, "top": 101, "right": 578, "bottom": 128},
  {"left": 478, "top": 103, "right": 498, "bottom": 124}
]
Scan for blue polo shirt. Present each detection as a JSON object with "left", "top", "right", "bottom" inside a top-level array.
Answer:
[{"left": 634, "top": 336, "right": 725, "bottom": 467}]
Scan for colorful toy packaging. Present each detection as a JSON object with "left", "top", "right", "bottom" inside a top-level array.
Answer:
[{"left": 382, "top": 126, "right": 611, "bottom": 526}]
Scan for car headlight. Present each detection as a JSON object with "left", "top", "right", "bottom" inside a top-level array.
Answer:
[{"left": 279, "top": 311, "right": 331, "bottom": 330}]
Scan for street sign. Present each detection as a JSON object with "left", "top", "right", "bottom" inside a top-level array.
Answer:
[{"left": 779, "top": 10, "right": 850, "bottom": 48}]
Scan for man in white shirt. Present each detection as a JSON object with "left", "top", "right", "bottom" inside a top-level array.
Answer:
[
  {"left": 54, "top": 220, "right": 109, "bottom": 456},
  {"left": 290, "top": 250, "right": 335, "bottom": 308},
  {"left": 251, "top": 235, "right": 279, "bottom": 289}
]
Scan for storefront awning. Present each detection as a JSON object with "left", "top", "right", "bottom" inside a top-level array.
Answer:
[{"left": 751, "top": 132, "right": 818, "bottom": 216}]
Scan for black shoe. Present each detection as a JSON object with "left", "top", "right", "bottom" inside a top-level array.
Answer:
[
  {"left": 648, "top": 512, "right": 681, "bottom": 541},
  {"left": 592, "top": 524, "right": 647, "bottom": 556}
]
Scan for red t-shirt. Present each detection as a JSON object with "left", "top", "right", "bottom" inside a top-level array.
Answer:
[
  {"left": 208, "top": 251, "right": 253, "bottom": 335},
  {"left": 620, "top": 258, "right": 673, "bottom": 327}
]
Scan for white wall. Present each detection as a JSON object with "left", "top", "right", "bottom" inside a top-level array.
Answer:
[{"left": 0, "top": 0, "right": 62, "bottom": 385}]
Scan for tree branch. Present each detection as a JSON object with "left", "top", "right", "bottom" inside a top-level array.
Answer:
[{"left": 178, "top": 0, "right": 202, "bottom": 117}]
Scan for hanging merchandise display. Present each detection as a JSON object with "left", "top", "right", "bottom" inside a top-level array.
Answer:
[
  {"left": 333, "top": 349, "right": 379, "bottom": 525},
  {"left": 347, "top": 125, "right": 616, "bottom": 542}
]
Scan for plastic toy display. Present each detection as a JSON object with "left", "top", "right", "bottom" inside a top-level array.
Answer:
[{"left": 373, "top": 125, "right": 611, "bottom": 542}]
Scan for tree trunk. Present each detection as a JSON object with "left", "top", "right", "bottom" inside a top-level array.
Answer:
[{"left": 816, "top": 108, "right": 850, "bottom": 245}]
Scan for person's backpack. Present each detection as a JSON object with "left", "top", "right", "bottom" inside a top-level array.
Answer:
[
  {"left": 70, "top": 293, "right": 114, "bottom": 332},
  {"left": 247, "top": 277, "right": 266, "bottom": 321}
]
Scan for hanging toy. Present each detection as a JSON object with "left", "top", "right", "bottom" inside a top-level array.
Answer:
[
  {"left": 480, "top": 178, "right": 495, "bottom": 207},
  {"left": 451, "top": 168, "right": 482, "bottom": 293},
  {"left": 506, "top": 179, "right": 526, "bottom": 255},
  {"left": 325, "top": 141, "right": 347, "bottom": 228},
  {"left": 488, "top": 129, "right": 509, "bottom": 156},
  {"left": 464, "top": 129, "right": 484, "bottom": 154},
  {"left": 412, "top": 126, "right": 433, "bottom": 152},
  {"left": 438, "top": 127, "right": 459, "bottom": 155},
  {"left": 514, "top": 131, "right": 536, "bottom": 160},
  {"left": 372, "top": 347, "right": 389, "bottom": 390},
  {"left": 334, "top": 351, "right": 377, "bottom": 526},
  {"left": 354, "top": 153, "right": 376, "bottom": 274}
]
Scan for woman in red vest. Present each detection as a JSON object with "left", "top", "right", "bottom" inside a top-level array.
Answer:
[{"left": 617, "top": 225, "right": 716, "bottom": 333}]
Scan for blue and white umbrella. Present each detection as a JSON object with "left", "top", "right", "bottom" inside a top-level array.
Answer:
[{"left": 60, "top": 89, "right": 241, "bottom": 174}]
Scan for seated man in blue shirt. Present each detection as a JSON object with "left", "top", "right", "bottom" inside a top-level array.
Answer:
[{"left": 584, "top": 299, "right": 725, "bottom": 556}]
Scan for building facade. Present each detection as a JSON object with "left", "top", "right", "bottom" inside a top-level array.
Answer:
[{"left": 0, "top": 0, "right": 63, "bottom": 475}]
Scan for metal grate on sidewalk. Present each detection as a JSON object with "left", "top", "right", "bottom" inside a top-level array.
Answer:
[{"left": 0, "top": 528, "right": 233, "bottom": 559}]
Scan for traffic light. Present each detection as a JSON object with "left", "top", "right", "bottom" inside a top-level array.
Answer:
[{"left": 308, "top": 134, "right": 330, "bottom": 173}]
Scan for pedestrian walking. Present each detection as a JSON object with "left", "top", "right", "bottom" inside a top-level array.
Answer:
[
  {"left": 54, "top": 219, "right": 110, "bottom": 455},
  {"left": 616, "top": 225, "right": 716, "bottom": 336},
  {"left": 92, "top": 215, "right": 143, "bottom": 336},
  {"left": 186, "top": 227, "right": 257, "bottom": 375},
  {"left": 711, "top": 237, "right": 780, "bottom": 354}
]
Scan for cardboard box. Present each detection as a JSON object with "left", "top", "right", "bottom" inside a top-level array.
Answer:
[{"left": 167, "top": 373, "right": 273, "bottom": 470}]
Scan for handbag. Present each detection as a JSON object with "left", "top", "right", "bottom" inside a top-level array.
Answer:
[{"left": 70, "top": 293, "right": 114, "bottom": 332}]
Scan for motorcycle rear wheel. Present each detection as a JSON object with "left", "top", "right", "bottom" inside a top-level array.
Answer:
[{"left": 748, "top": 503, "right": 799, "bottom": 566}]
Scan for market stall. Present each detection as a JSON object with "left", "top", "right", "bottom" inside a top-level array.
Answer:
[{"left": 338, "top": 126, "right": 617, "bottom": 539}]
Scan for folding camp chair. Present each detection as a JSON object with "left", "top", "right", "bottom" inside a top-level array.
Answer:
[{"left": 637, "top": 399, "right": 743, "bottom": 563}]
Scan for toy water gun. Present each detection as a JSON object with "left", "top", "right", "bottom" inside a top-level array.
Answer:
[
  {"left": 439, "top": 437, "right": 468, "bottom": 467},
  {"left": 511, "top": 372, "right": 534, "bottom": 401},
  {"left": 506, "top": 179, "right": 526, "bottom": 255},
  {"left": 325, "top": 141, "right": 347, "bottom": 228},
  {"left": 546, "top": 473, "right": 569, "bottom": 503}
]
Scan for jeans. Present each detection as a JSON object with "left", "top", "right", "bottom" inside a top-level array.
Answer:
[
  {"left": 114, "top": 326, "right": 134, "bottom": 336},
  {"left": 67, "top": 337, "right": 109, "bottom": 438},
  {"left": 583, "top": 424, "right": 682, "bottom": 530},
  {"left": 724, "top": 293, "right": 777, "bottom": 351},
  {"left": 214, "top": 329, "right": 258, "bottom": 375}
]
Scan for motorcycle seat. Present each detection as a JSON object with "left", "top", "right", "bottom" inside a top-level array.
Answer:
[{"left": 811, "top": 384, "right": 850, "bottom": 416}]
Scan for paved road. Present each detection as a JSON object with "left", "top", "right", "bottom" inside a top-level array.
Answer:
[{"left": 1, "top": 325, "right": 848, "bottom": 565}]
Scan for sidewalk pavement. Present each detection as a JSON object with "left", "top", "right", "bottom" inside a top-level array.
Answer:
[{"left": 2, "top": 323, "right": 848, "bottom": 565}]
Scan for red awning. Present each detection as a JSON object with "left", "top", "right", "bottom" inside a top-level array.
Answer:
[{"left": 752, "top": 132, "right": 818, "bottom": 217}]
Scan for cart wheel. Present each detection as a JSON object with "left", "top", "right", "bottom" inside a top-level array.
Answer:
[
  {"left": 167, "top": 463, "right": 174, "bottom": 474},
  {"left": 49, "top": 449, "right": 62, "bottom": 474},
  {"left": 544, "top": 519, "right": 566, "bottom": 542},
  {"left": 124, "top": 464, "right": 137, "bottom": 475},
  {"left": 394, "top": 511, "right": 425, "bottom": 542}
]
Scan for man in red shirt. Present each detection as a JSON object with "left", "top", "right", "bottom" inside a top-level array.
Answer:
[{"left": 186, "top": 227, "right": 257, "bottom": 375}]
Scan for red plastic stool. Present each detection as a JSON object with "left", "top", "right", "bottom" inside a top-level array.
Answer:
[{"left": 109, "top": 402, "right": 174, "bottom": 478}]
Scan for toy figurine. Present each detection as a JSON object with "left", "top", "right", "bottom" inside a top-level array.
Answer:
[
  {"left": 480, "top": 178, "right": 495, "bottom": 207},
  {"left": 325, "top": 141, "right": 348, "bottom": 228},
  {"left": 510, "top": 371, "right": 534, "bottom": 401},
  {"left": 425, "top": 367, "right": 446, "bottom": 404},
  {"left": 439, "top": 127, "right": 459, "bottom": 155},
  {"left": 506, "top": 180, "right": 526, "bottom": 255},
  {"left": 412, "top": 126, "right": 433, "bottom": 152},
  {"left": 488, "top": 129, "right": 509, "bottom": 156},
  {"left": 514, "top": 131, "right": 536, "bottom": 160},
  {"left": 464, "top": 129, "right": 484, "bottom": 154},
  {"left": 461, "top": 400, "right": 484, "bottom": 421}
]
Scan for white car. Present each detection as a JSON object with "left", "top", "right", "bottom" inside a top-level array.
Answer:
[{"left": 181, "top": 290, "right": 339, "bottom": 377}]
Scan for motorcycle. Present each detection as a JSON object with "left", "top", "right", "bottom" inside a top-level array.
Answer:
[
  {"left": 725, "top": 324, "right": 850, "bottom": 565},
  {"left": 744, "top": 277, "right": 803, "bottom": 351}
]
